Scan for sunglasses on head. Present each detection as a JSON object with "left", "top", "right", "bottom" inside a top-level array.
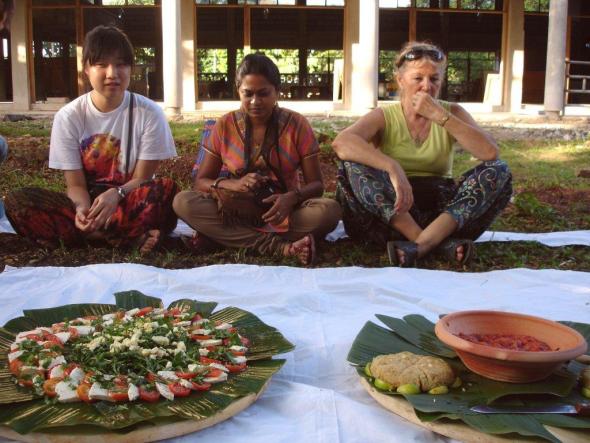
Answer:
[{"left": 397, "top": 48, "right": 444, "bottom": 67}]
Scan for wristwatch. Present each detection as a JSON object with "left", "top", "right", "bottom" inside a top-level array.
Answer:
[{"left": 116, "top": 186, "right": 127, "bottom": 199}]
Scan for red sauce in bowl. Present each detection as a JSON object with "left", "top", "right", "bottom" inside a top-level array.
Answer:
[{"left": 457, "top": 333, "right": 552, "bottom": 352}]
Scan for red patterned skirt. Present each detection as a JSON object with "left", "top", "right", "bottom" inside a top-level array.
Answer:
[{"left": 4, "top": 178, "right": 179, "bottom": 248}]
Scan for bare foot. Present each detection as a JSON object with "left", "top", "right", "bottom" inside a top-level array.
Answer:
[
  {"left": 455, "top": 245, "right": 464, "bottom": 263},
  {"left": 139, "top": 229, "right": 160, "bottom": 254},
  {"left": 283, "top": 234, "right": 315, "bottom": 266}
]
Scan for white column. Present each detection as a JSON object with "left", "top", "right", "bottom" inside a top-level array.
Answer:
[
  {"left": 10, "top": 4, "right": 31, "bottom": 111},
  {"left": 180, "top": 0, "right": 196, "bottom": 112},
  {"left": 343, "top": 0, "right": 379, "bottom": 112},
  {"left": 543, "top": 0, "right": 568, "bottom": 118},
  {"left": 499, "top": 0, "right": 524, "bottom": 113},
  {"left": 162, "top": 0, "right": 183, "bottom": 116}
]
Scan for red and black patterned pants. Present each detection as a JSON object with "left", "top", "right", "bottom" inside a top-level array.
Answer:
[{"left": 4, "top": 178, "right": 179, "bottom": 248}]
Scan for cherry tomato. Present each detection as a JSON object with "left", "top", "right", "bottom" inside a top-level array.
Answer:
[
  {"left": 167, "top": 308, "right": 182, "bottom": 317},
  {"left": 191, "top": 381, "right": 211, "bottom": 391},
  {"left": 200, "top": 357, "right": 222, "bottom": 366},
  {"left": 145, "top": 372, "right": 157, "bottom": 383},
  {"left": 192, "top": 335, "right": 212, "bottom": 341},
  {"left": 139, "top": 385, "right": 160, "bottom": 402},
  {"left": 175, "top": 372, "right": 198, "bottom": 380},
  {"left": 108, "top": 389, "right": 129, "bottom": 402},
  {"left": 225, "top": 363, "right": 247, "bottom": 373},
  {"left": 67, "top": 327, "right": 79, "bottom": 340},
  {"left": 192, "top": 313, "right": 203, "bottom": 322},
  {"left": 230, "top": 350, "right": 246, "bottom": 356},
  {"left": 9, "top": 359, "right": 23, "bottom": 376},
  {"left": 206, "top": 368, "right": 223, "bottom": 378},
  {"left": 136, "top": 307, "right": 153, "bottom": 317},
  {"left": 42, "top": 333, "right": 64, "bottom": 349},
  {"left": 240, "top": 336, "right": 251, "bottom": 347},
  {"left": 168, "top": 382, "right": 191, "bottom": 397},
  {"left": 77, "top": 382, "right": 93, "bottom": 403},
  {"left": 43, "top": 378, "right": 62, "bottom": 397}
]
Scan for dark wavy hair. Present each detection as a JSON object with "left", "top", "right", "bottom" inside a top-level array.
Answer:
[
  {"left": 82, "top": 25, "right": 134, "bottom": 67},
  {"left": 235, "top": 53, "right": 281, "bottom": 91}
]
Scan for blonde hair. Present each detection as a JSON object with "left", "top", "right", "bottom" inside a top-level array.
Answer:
[{"left": 394, "top": 41, "right": 447, "bottom": 75}]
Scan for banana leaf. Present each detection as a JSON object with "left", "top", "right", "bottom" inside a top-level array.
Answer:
[
  {"left": 0, "top": 291, "right": 294, "bottom": 435},
  {"left": 347, "top": 315, "right": 590, "bottom": 442}
]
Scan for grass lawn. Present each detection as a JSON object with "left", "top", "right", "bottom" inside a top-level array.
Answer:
[{"left": 0, "top": 118, "right": 589, "bottom": 272}]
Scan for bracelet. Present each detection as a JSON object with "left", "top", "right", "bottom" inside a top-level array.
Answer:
[
  {"left": 211, "top": 177, "right": 228, "bottom": 189},
  {"left": 438, "top": 110, "right": 451, "bottom": 127}
]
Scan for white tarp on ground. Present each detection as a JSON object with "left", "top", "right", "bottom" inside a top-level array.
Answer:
[
  {"left": 0, "top": 263, "right": 589, "bottom": 443},
  {"left": 1, "top": 214, "right": 590, "bottom": 247}
]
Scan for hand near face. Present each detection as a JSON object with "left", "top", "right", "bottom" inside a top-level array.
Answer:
[{"left": 410, "top": 91, "right": 446, "bottom": 122}]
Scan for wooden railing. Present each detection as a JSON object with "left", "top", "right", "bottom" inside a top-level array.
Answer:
[{"left": 565, "top": 59, "right": 590, "bottom": 104}]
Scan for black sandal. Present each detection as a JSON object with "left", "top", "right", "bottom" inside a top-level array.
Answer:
[
  {"left": 436, "top": 238, "right": 475, "bottom": 265},
  {"left": 387, "top": 241, "right": 419, "bottom": 268}
]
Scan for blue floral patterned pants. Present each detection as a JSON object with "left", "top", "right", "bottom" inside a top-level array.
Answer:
[{"left": 336, "top": 160, "right": 512, "bottom": 245}]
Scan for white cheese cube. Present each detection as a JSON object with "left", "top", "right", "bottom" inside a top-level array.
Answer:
[
  {"left": 156, "top": 382, "right": 174, "bottom": 401},
  {"left": 70, "top": 325, "right": 94, "bottom": 336},
  {"left": 229, "top": 345, "right": 248, "bottom": 353},
  {"left": 214, "top": 322, "right": 232, "bottom": 330},
  {"left": 178, "top": 379, "right": 193, "bottom": 389},
  {"left": 232, "top": 356, "right": 247, "bottom": 365},
  {"left": 175, "top": 321, "right": 191, "bottom": 327},
  {"left": 55, "top": 381, "right": 80, "bottom": 403},
  {"left": 198, "top": 348, "right": 209, "bottom": 356},
  {"left": 203, "top": 372, "right": 228, "bottom": 384},
  {"left": 89, "top": 382, "right": 113, "bottom": 402},
  {"left": 209, "top": 363, "right": 229, "bottom": 373},
  {"left": 16, "top": 329, "right": 41, "bottom": 339},
  {"left": 44, "top": 355, "right": 66, "bottom": 371},
  {"left": 151, "top": 336, "right": 169, "bottom": 346},
  {"left": 197, "top": 339, "right": 222, "bottom": 347},
  {"left": 49, "top": 365, "right": 65, "bottom": 379},
  {"left": 8, "top": 350, "right": 23, "bottom": 363},
  {"left": 69, "top": 367, "right": 85, "bottom": 385},
  {"left": 102, "top": 313, "right": 117, "bottom": 321},
  {"left": 128, "top": 383, "right": 139, "bottom": 401},
  {"left": 192, "top": 329, "right": 212, "bottom": 335},
  {"left": 126, "top": 308, "right": 140, "bottom": 317},
  {"left": 54, "top": 332, "right": 71, "bottom": 344},
  {"left": 156, "top": 371, "right": 178, "bottom": 381}
]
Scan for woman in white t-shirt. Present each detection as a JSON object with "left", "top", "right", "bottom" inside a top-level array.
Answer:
[{"left": 5, "top": 25, "right": 178, "bottom": 253}]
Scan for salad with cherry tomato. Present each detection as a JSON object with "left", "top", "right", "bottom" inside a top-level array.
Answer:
[{"left": 7, "top": 306, "right": 249, "bottom": 404}]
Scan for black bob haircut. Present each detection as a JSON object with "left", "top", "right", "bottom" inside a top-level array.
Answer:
[{"left": 82, "top": 25, "right": 134, "bottom": 67}]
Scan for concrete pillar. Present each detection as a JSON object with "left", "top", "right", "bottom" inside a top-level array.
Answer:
[
  {"left": 180, "top": 0, "right": 196, "bottom": 112},
  {"left": 498, "top": 0, "right": 524, "bottom": 112},
  {"left": 10, "top": 4, "right": 31, "bottom": 111},
  {"left": 162, "top": 2, "right": 181, "bottom": 115},
  {"left": 543, "top": 0, "right": 568, "bottom": 119},
  {"left": 342, "top": 0, "right": 378, "bottom": 111}
]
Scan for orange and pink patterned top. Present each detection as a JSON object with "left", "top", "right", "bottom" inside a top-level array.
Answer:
[{"left": 201, "top": 108, "right": 320, "bottom": 191}]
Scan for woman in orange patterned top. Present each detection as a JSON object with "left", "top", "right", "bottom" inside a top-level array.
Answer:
[{"left": 173, "top": 54, "right": 341, "bottom": 265}]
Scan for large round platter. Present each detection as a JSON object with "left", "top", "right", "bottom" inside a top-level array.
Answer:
[
  {"left": 0, "top": 291, "right": 294, "bottom": 441},
  {"left": 0, "top": 381, "right": 269, "bottom": 443},
  {"left": 360, "top": 378, "right": 588, "bottom": 443},
  {"left": 348, "top": 313, "right": 590, "bottom": 442}
]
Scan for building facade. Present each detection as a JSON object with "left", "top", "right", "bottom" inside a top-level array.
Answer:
[{"left": 0, "top": 0, "right": 588, "bottom": 116}]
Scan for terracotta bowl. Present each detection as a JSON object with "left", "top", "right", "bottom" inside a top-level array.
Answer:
[{"left": 434, "top": 310, "right": 588, "bottom": 383}]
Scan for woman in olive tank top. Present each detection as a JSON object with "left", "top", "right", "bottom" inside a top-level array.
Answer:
[{"left": 332, "top": 41, "right": 512, "bottom": 267}]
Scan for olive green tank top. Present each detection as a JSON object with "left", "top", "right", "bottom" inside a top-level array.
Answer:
[{"left": 381, "top": 101, "right": 455, "bottom": 178}]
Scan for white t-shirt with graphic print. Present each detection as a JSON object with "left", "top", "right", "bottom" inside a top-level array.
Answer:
[{"left": 49, "top": 91, "right": 176, "bottom": 183}]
